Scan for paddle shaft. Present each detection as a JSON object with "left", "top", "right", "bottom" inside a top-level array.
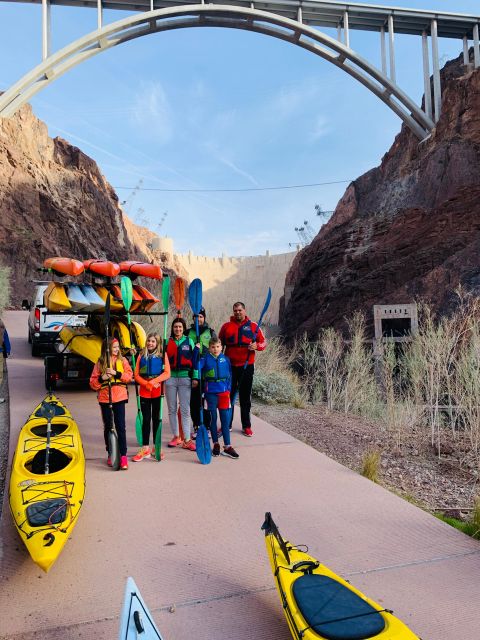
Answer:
[
  {"left": 230, "top": 288, "right": 272, "bottom": 410},
  {"left": 44, "top": 416, "right": 52, "bottom": 475}
]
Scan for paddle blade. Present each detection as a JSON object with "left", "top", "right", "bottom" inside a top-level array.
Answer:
[
  {"left": 173, "top": 278, "right": 185, "bottom": 314},
  {"left": 135, "top": 410, "right": 143, "bottom": 446},
  {"left": 108, "top": 430, "right": 120, "bottom": 471},
  {"left": 195, "top": 425, "right": 211, "bottom": 465},
  {"left": 120, "top": 276, "right": 133, "bottom": 312},
  {"left": 162, "top": 276, "right": 170, "bottom": 312},
  {"left": 259, "top": 287, "right": 272, "bottom": 325},
  {"left": 188, "top": 278, "right": 203, "bottom": 315},
  {"left": 154, "top": 418, "right": 163, "bottom": 461}
]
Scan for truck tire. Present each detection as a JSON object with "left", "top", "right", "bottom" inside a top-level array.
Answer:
[{"left": 31, "top": 343, "right": 41, "bottom": 357}]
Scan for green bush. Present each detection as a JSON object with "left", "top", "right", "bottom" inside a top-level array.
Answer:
[{"left": 252, "top": 370, "right": 297, "bottom": 404}]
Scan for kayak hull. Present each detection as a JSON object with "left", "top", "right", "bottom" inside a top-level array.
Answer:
[
  {"left": 9, "top": 396, "right": 85, "bottom": 572},
  {"left": 44, "top": 282, "right": 72, "bottom": 312},
  {"left": 262, "top": 513, "right": 420, "bottom": 640},
  {"left": 118, "top": 577, "right": 163, "bottom": 639},
  {"left": 84, "top": 259, "right": 120, "bottom": 277},
  {"left": 59, "top": 326, "right": 103, "bottom": 363},
  {"left": 80, "top": 284, "right": 105, "bottom": 311},
  {"left": 67, "top": 284, "right": 90, "bottom": 311},
  {"left": 44, "top": 257, "right": 84, "bottom": 277},
  {"left": 134, "top": 285, "right": 159, "bottom": 312},
  {"left": 119, "top": 261, "right": 163, "bottom": 280}
]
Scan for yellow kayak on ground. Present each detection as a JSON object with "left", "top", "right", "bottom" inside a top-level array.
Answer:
[
  {"left": 9, "top": 395, "right": 86, "bottom": 572},
  {"left": 44, "top": 282, "right": 72, "bottom": 312},
  {"left": 59, "top": 326, "right": 103, "bottom": 363},
  {"left": 262, "top": 513, "right": 420, "bottom": 640}
]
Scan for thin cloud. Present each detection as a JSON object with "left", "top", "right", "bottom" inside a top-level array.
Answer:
[
  {"left": 131, "top": 82, "right": 173, "bottom": 144},
  {"left": 217, "top": 156, "right": 259, "bottom": 186}
]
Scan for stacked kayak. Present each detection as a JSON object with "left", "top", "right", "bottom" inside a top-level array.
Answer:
[
  {"left": 262, "top": 513, "right": 420, "bottom": 640},
  {"left": 9, "top": 396, "right": 86, "bottom": 572},
  {"left": 119, "top": 577, "right": 163, "bottom": 639},
  {"left": 59, "top": 326, "right": 103, "bottom": 363},
  {"left": 44, "top": 257, "right": 84, "bottom": 277}
]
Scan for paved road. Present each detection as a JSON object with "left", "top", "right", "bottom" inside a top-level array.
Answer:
[{"left": 1, "top": 311, "right": 480, "bottom": 639}]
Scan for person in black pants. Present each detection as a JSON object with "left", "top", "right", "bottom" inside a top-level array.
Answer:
[{"left": 219, "top": 302, "right": 267, "bottom": 437}]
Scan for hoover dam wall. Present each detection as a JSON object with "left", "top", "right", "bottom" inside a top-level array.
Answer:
[{"left": 152, "top": 237, "right": 298, "bottom": 325}]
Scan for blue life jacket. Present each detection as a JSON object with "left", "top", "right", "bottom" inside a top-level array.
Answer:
[
  {"left": 200, "top": 353, "right": 231, "bottom": 394},
  {"left": 139, "top": 353, "right": 163, "bottom": 378}
]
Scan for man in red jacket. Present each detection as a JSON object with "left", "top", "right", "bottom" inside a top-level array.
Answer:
[{"left": 219, "top": 301, "right": 266, "bottom": 437}]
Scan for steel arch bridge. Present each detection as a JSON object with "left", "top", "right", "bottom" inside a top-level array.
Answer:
[{"left": 1, "top": 1, "right": 479, "bottom": 138}]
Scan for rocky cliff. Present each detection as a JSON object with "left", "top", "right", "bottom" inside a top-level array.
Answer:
[
  {"left": 0, "top": 104, "right": 177, "bottom": 305},
  {"left": 281, "top": 54, "right": 480, "bottom": 339}
]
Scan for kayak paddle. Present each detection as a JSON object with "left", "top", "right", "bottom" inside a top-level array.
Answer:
[
  {"left": 173, "top": 277, "right": 186, "bottom": 441},
  {"left": 188, "top": 278, "right": 211, "bottom": 465},
  {"left": 229, "top": 287, "right": 272, "bottom": 426},
  {"left": 173, "top": 277, "right": 185, "bottom": 317},
  {"left": 154, "top": 275, "right": 170, "bottom": 461},
  {"left": 121, "top": 275, "right": 143, "bottom": 445},
  {"left": 38, "top": 401, "right": 56, "bottom": 475},
  {"left": 104, "top": 292, "right": 120, "bottom": 471}
]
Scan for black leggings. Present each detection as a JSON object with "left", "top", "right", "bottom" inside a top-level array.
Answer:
[
  {"left": 229, "top": 364, "right": 254, "bottom": 429},
  {"left": 140, "top": 396, "right": 161, "bottom": 446},
  {"left": 190, "top": 383, "right": 211, "bottom": 430},
  {"left": 100, "top": 401, "right": 127, "bottom": 456}
]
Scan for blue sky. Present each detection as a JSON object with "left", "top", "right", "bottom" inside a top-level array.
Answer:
[{"left": 0, "top": 0, "right": 478, "bottom": 257}]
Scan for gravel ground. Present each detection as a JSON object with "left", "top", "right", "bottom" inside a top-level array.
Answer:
[{"left": 252, "top": 400, "right": 480, "bottom": 519}]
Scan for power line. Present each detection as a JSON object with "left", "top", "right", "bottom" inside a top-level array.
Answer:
[{"left": 113, "top": 179, "right": 352, "bottom": 193}]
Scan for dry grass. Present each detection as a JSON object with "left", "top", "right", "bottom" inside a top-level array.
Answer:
[{"left": 360, "top": 448, "right": 381, "bottom": 483}]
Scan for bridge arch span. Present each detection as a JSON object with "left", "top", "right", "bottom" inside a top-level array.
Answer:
[{"left": 0, "top": 5, "right": 434, "bottom": 138}]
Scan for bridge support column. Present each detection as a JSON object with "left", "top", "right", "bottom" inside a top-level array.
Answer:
[
  {"left": 388, "top": 14, "right": 396, "bottom": 83},
  {"left": 463, "top": 35, "right": 470, "bottom": 65},
  {"left": 97, "top": 0, "right": 103, "bottom": 29},
  {"left": 431, "top": 19, "right": 441, "bottom": 123},
  {"left": 41, "top": 0, "right": 51, "bottom": 60},
  {"left": 380, "top": 26, "right": 387, "bottom": 75},
  {"left": 343, "top": 11, "right": 350, "bottom": 48},
  {"left": 422, "top": 31, "right": 432, "bottom": 122},
  {"left": 473, "top": 24, "right": 480, "bottom": 69}
]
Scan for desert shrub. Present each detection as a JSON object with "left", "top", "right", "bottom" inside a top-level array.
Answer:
[
  {"left": 343, "top": 313, "right": 379, "bottom": 418},
  {"left": 0, "top": 265, "right": 10, "bottom": 316},
  {"left": 252, "top": 370, "right": 297, "bottom": 404},
  {"left": 319, "top": 327, "right": 344, "bottom": 412},
  {"left": 360, "top": 448, "right": 381, "bottom": 483}
]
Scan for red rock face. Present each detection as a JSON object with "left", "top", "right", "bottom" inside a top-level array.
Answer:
[
  {"left": 281, "top": 54, "right": 480, "bottom": 339},
  {"left": 0, "top": 104, "right": 146, "bottom": 305}
]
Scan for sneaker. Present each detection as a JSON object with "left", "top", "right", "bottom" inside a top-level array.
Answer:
[
  {"left": 213, "top": 443, "right": 221, "bottom": 456},
  {"left": 242, "top": 427, "right": 253, "bottom": 437},
  {"left": 222, "top": 446, "right": 239, "bottom": 459},
  {"left": 182, "top": 439, "right": 196, "bottom": 452},
  {"left": 168, "top": 436, "right": 183, "bottom": 448},
  {"left": 120, "top": 455, "right": 129, "bottom": 470},
  {"left": 132, "top": 447, "right": 150, "bottom": 462},
  {"left": 107, "top": 456, "right": 112, "bottom": 467}
]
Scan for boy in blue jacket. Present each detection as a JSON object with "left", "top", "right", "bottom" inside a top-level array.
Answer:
[{"left": 199, "top": 337, "right": 239, "bottom": 459}]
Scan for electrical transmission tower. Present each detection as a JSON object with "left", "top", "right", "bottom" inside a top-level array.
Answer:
[
  {"left": 156, "top": 211, "right": 168, "bottom": 233},
  {"left": 121, "top": 179, "right": 143, "bottom": 215}
]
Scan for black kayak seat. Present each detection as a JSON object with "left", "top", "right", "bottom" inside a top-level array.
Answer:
[
  {"left": 292, "top": 574, "right": 386, "bottom": 640},
  {"left": 35, "top": 404, "right": 65, "bottom": 417}
]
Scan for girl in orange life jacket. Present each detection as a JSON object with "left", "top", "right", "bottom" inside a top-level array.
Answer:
[
  {"left": 90, "top": 337, "right": 133, "bottom": 470},
  {"left": 165, "top": 317, "right": 199, "bottom": 451},
  {"left": 132, "top": 333, "right": 171, "bottom": 462}
]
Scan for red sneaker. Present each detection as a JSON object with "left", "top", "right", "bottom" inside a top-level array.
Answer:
[
  {"left": 120, "top": 455, "right": 128, "bottom": 470},
  {"left": 182, "top": 439, "right": 196, "bottom": 451},
  {"left": 243, "top": 427, "right": 253, "bottom": 437},
  {"left": 168, "top": 436, "right": 183, "bottom": 448},
  {"left": 107, "top": 456, "right": 112, "bottom": 467}
]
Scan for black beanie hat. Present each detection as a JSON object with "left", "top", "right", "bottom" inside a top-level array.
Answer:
[{"left": 199, "top": 307, "right": 206, "bottom": 319}]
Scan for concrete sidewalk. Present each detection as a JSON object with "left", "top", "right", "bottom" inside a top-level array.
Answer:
[{"left": 1, "top": 311, "right": 479, "bottom": 639}]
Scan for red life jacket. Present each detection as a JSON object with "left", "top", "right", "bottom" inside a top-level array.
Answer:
[{"left": 166, "top": 336, "right": 195, "bottom": 372}]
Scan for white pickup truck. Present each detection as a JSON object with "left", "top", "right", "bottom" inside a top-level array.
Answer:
[{"left": 24, "top": 283, "right": 87, "bottom": 357}]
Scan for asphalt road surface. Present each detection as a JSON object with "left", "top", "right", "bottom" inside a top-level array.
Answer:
[{"left": 1, "top": 311, "right": 480, "bottom": 639}]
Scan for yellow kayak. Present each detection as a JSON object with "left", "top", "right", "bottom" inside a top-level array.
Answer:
[
  {"left": 44, "top": 282, "right": 72, "bottom": 312},
  {"left": 95, "top": 285, "right": 124, "bottom": 312},
  {"left": 131, "top": 321, "right": 146, "bottom": 350},
  {"left": 110, "top": 318, "right": 132, "bottom": 350},
  {"left": 262, "top": 513, "right": 420, "bottom": 640},
  {"left": 59, "top": 326, "right": 103, "bottom": 363},
  {"left": 9, "top": 396, "right": 86, "bottom": 572}
]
